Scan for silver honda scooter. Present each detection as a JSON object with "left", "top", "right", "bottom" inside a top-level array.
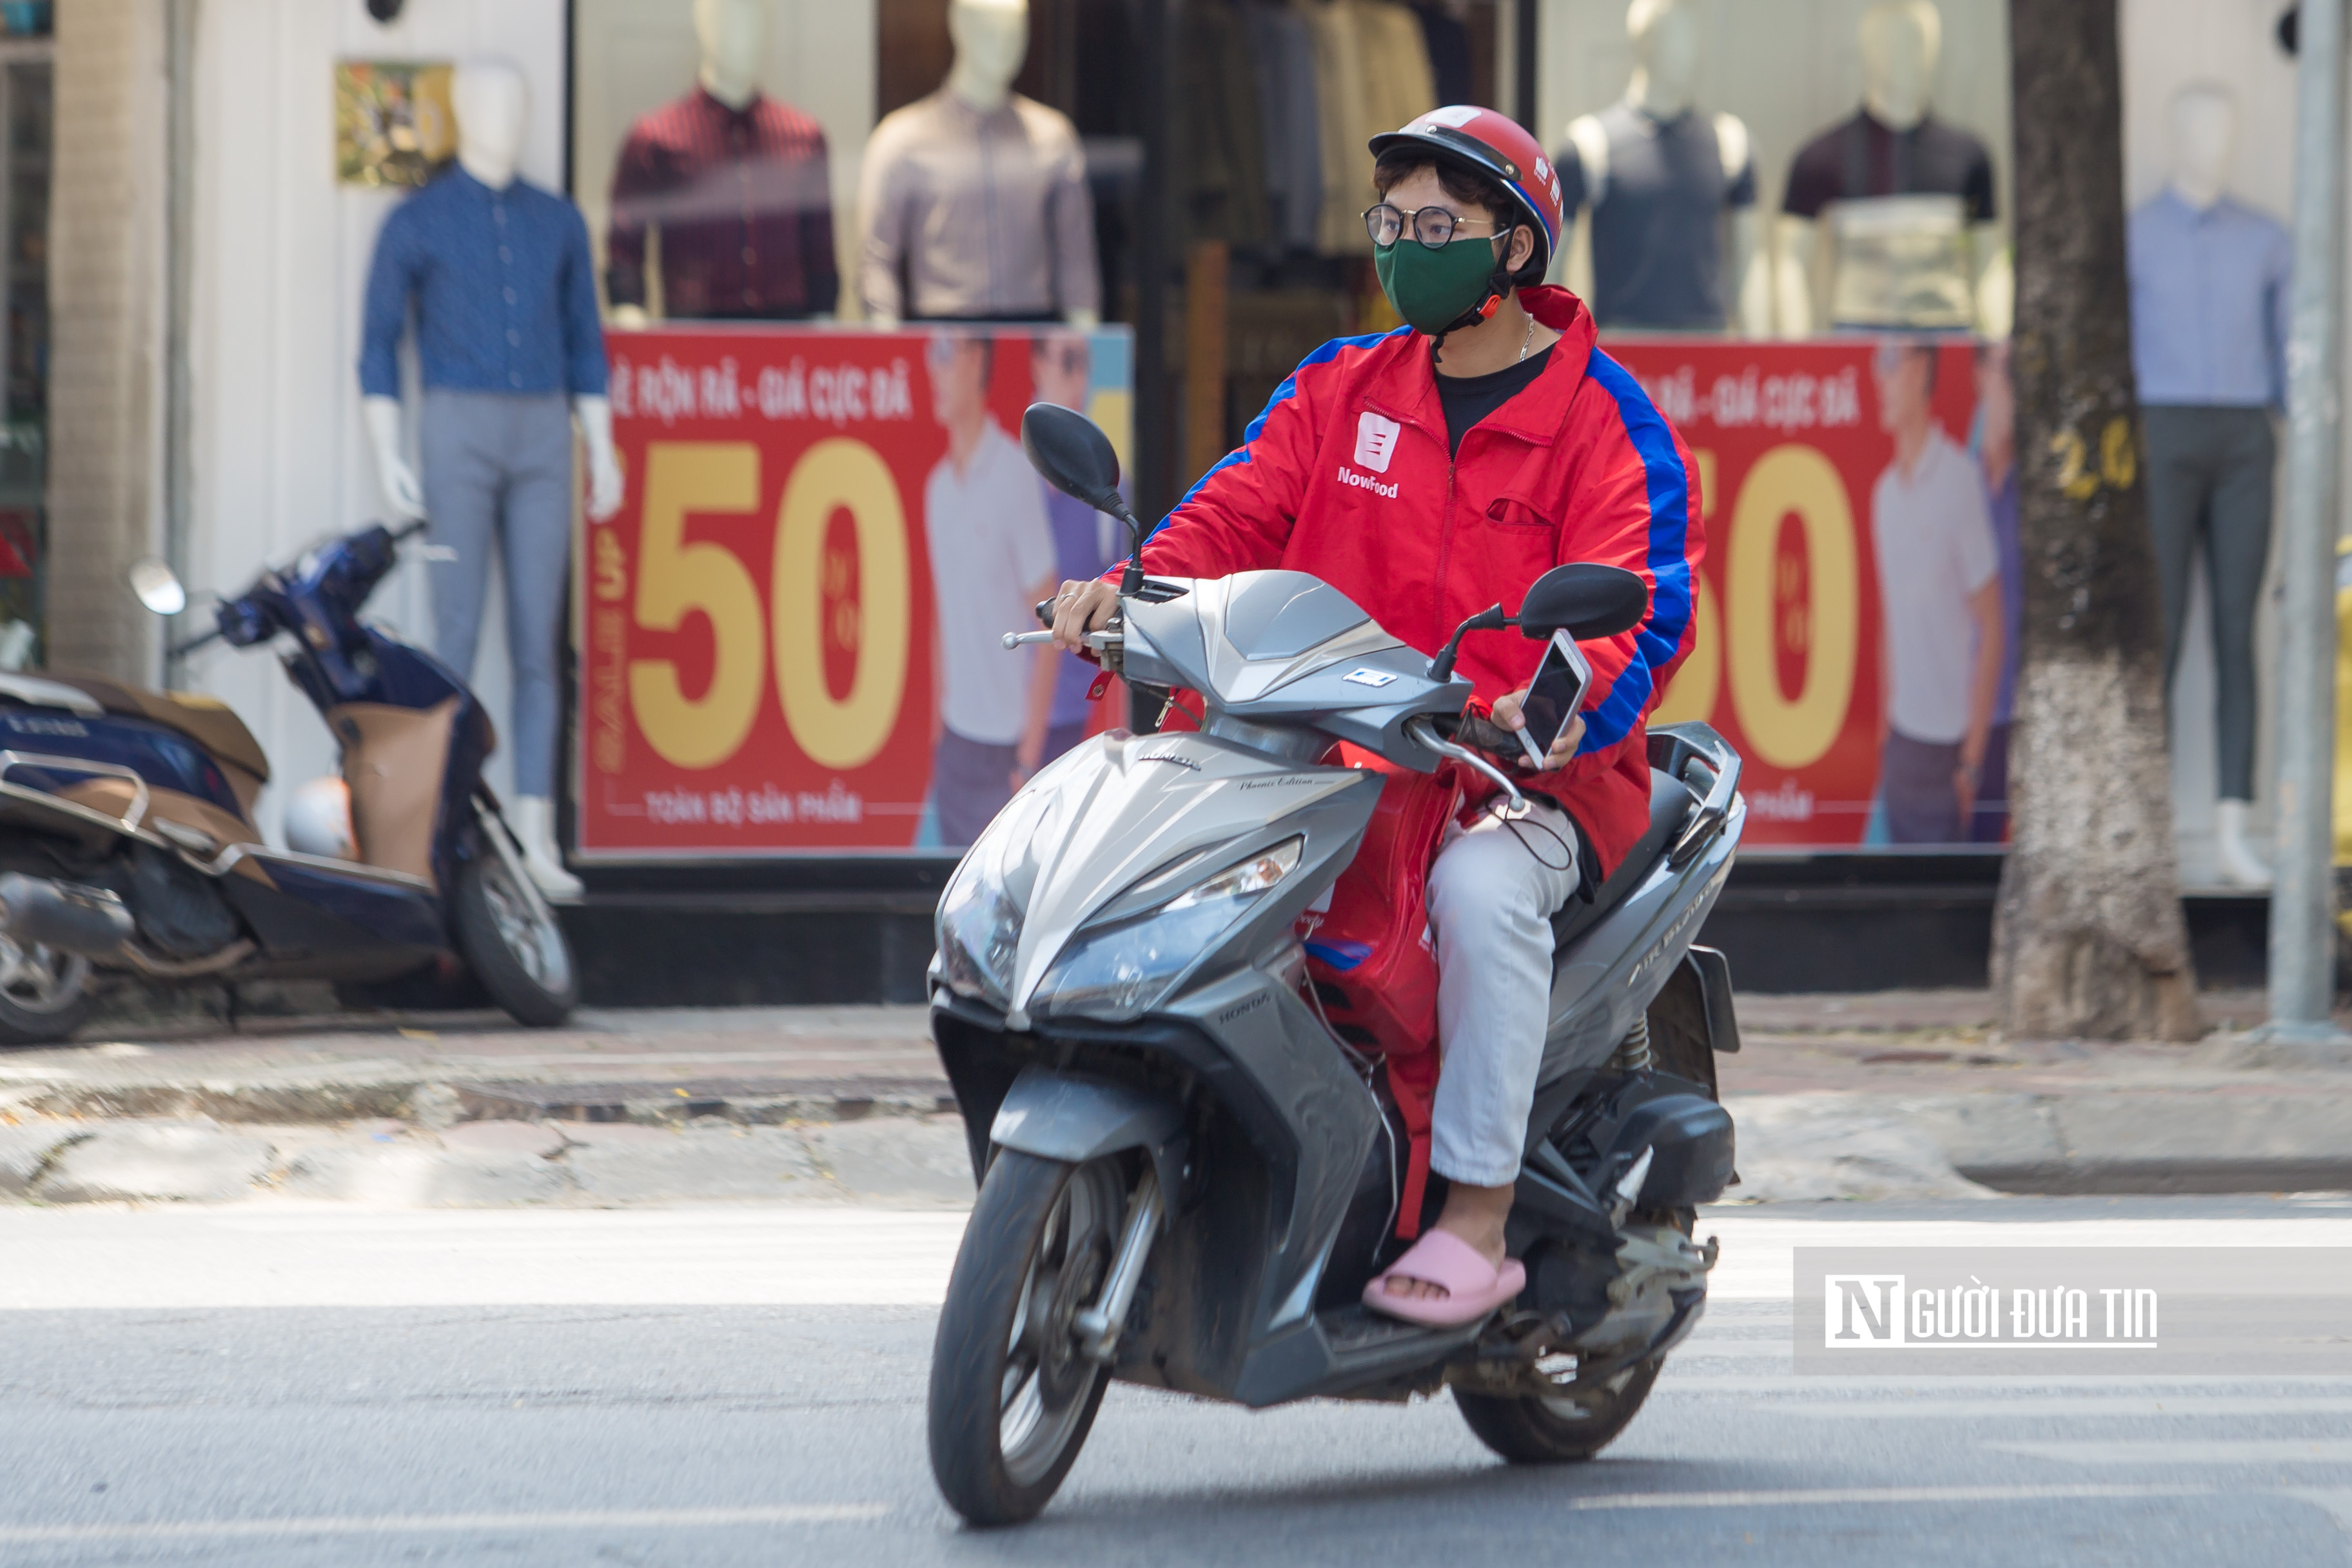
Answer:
[{"left": 927, "top": 404, "right": 1745, "bottom": 1525}]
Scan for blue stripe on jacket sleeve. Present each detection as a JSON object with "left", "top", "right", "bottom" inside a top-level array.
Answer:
[
  {"left": 1152, "top": 328, "right": 1411, "bottom": 536},
  {"left": 1573, "top": 350, "right": 1696, "bottom": 754}
]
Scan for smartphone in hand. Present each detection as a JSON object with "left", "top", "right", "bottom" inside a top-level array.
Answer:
[{"left": 1516, "top": 631, "right": 1592, "bottom": 770}]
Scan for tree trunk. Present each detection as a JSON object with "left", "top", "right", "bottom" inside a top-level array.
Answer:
[{"left": 1992, "top": 0, "right": 2202, "bottom": 1042}]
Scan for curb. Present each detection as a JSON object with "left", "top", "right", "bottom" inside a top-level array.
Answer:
[
  {"left": 4, "top": 1076, "right": 959, "bottom": 1130},
  {"left": 1726, "top": 1089, "right": 2352, "bottom": 1201}
]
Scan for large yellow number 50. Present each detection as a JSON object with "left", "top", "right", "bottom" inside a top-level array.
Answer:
[
  {"left": 628, "top": 442, "right": 765, "bottom": 769},
  {"left": 772, "top": 438, "right": 910, "bottom": 769}
]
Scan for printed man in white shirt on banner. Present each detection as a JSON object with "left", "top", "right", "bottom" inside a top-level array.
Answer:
[
  {"left": 923, "top": 332, "right": 1058, "bottom": 848},
  {"left": 1870, "top": 340, "right": 2004, "bottom": 845}
]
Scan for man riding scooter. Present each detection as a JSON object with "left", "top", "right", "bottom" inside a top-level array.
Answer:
[{"left": 1050, "top": 105, "right": 1705, "bottom": 1327}]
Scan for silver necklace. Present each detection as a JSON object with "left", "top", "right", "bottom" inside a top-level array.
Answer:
[{"left": 1516, "top": 315, "right": 1536, "bottom": 363}]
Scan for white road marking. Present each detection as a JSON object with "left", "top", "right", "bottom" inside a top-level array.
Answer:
[
  {"left": 1762, "top": 1397, "right": 2352, "bottom": 1419},
  {"left": 0, "top": 1208, "right": 969, "bottom": 1309},
  {"left": 1988, "top": 1440, "right": 2352, "bottom": 1465},
  {"left": 7, "top": 1208, "right": 2352, "bottom": 1311},
  {"left": 1558, "top": 1484, "right": 2217, "bottom": 1511},
  {"left": 0, "top": 1504, "right": 887, "bottom": 1545},
  {"left": 0, "top": 1489, "right": 2230, "bottom": 1540},
  {"left": 1665, "top": 1376, "right": 2352, "bottom": 1393}
]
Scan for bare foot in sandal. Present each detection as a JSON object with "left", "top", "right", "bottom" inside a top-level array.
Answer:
[{"left": 1364, "top": 1180, "right": 1523, "bottom": 1324}]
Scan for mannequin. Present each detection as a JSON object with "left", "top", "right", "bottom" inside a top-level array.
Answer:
[
  {"left": 607, "top": 0, "right": 838, "bottom": 328},
  {"left": 2129, "top": 83, "right": 2292, "bottom": 887},
  {"left": 1775, "top": 1, "right": 2010, "bottom": 337},
  {"left": 858, "top": 0, "right": 1100, "bottom": 328},
  {"left": 1557, "top": 0, "right": 1767, "bottom": 334},
  {"left": 360, "top": 59, "right": 621, "bottom": 901}
]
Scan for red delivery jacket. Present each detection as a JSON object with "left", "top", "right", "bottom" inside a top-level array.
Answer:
[{"left": 1128, "top": 285, "right": 1705, "bottom": 878}]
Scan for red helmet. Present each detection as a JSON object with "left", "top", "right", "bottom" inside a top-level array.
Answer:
[{"left": 1367, "top": 106, "right": 1564, "bottom": 275}]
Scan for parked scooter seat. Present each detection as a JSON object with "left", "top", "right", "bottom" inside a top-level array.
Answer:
[
  {"left": 1550, "top": 768, "right": 1694, "bottom": 950},
  {"left": 45, "top": 671, "right": 271, "bottom": 783}
]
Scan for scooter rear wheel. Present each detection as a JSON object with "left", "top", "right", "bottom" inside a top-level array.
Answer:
[
  {"left": 0, "top": 937, "right": 90, "bottom": 1046},
  {"left": 1453, "top": 1354, "right": 1663, "bottom": 1464},
  {"left": 452, "top": 835, "right": 578, "bottom": 1027},
  {"left": 928, "top": 1150, "right": 1123, "bottom": 1526}
]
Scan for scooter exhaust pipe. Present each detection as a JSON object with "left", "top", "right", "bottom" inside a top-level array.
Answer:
[{"left": 0, "top": 872, "right": 136, "bottom": 957}]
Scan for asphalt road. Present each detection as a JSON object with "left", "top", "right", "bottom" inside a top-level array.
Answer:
[{"left": 6, "top": 1196, "right": 2352, "bottom": 1566}]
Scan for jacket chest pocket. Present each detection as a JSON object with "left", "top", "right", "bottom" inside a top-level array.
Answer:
[
  {"left": 1467, "top": 493, "right": 1561, "bottom": 594},
  {"left": 1484, "top": 494, "right": 1558, "bottom": 534}
]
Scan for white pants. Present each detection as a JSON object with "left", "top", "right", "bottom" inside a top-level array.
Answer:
[{"left": 1424, "top": 798, "right": 1581, "bottom": 1187}]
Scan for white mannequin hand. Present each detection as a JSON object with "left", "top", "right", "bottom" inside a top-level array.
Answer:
[
  {"left": 574, "top": 395, "right": 625, "bottom": 522},
  {"left": 361, "top": 395, "right": 426, "bottom": 521}
]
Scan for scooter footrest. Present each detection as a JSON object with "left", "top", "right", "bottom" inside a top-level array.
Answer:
[{"left": 1317, "top": 1304, "right": 1452, "bottom": 1357}]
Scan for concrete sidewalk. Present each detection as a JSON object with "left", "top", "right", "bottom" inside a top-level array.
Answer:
[{"left": 0, "top": 990, "right": 2346, "bottom": 1207}]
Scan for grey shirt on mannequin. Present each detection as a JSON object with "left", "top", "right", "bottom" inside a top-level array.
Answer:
[{"left": 1557, "top": 103, "right": 1756, "bottom": 330}]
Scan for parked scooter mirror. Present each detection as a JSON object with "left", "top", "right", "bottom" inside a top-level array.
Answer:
[
  {"left": 1517, "top": 564, "right": 1649, "bottom": 642},
  {"left": 128, "top": 556, "right": 187, "bottom": 616}
]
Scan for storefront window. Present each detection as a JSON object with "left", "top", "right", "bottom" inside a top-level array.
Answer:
[
  {"left": 565, "top": 1, "right": 1145, "bottom": 861},
  {"left": 1540, "top": 0, "right": 2017, "bottom": 852}
]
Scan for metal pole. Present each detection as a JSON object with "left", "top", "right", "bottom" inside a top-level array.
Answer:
[
  {"left": 162, "top": 0, "right": 196, "bottom": 689},
  {"left": 2268, "top": 0, "right": 2347, "bottom": 1039},
  {"left": 1513, "top": 0, "right": 1539, "bottom": 135}
]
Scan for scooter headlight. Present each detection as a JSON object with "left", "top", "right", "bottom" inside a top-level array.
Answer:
[
  {"left": 1035, "top": 838, "right": 1302, "bottom": 1022},
  {"left": 936, "top": 787, "right": 1062, "bottom": 1006}
]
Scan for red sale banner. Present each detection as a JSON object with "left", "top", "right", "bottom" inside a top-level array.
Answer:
[
  {"left": 578, "top": 325, "right": 1133, "bottom": 858},
  {"left": 580, "top": 328, "right": 2010, "bottom": 859},
  {"left": 1603, "top": 337, "right": 2010, "bottom": 848}
]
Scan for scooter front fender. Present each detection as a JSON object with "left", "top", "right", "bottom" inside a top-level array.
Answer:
[{"left": 990, "top": 1064, "right": 1186, "bottom": 1221}]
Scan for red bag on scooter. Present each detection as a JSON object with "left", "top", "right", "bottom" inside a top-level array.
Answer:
[{"left": 1297, "top": 745, "right": 1459, "bottom": 1238}]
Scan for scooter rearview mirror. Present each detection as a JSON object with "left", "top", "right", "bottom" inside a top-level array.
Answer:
[
  {"left": 1517, "top": 564, "right": 1649, "bottom": 643},
  {"left": 128, "top": 555, "right": 187, "bottom": 617},
  {"left": 1021, "top": 402, "right": 1123, "bottom": 515},
  {"left": 1023, "top": 400, "right": 1150, "bottom": 596}
]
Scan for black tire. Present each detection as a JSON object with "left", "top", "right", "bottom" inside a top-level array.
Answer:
[
  {"left": 928, "top": 1150, "right": 1124, "bottom": 1526},
  {"left": 0, "top": 937, "right": 92, "bottom": 1046},
  {"left": 1454, "top": 1355, "right": 1665, "bottom": 1464},
  {"left": 451, "top": 837, "right": 577, "bottom": 1027}
]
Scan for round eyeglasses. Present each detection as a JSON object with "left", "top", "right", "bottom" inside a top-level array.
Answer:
[{"left": 1363, "top": 202, "right": 1503, "bottom": 250}]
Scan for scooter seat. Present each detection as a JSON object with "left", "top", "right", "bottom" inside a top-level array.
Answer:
[
  {"left": 44, "top": 671, "right": 271, "bottom": 783},
  {"left": 1550, "top": 767, "right": 1693, "bottom": 950}
]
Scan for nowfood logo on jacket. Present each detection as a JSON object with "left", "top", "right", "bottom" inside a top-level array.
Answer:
[{"left": 1338, "top": 411, "right": 1404, "bottom": 500}]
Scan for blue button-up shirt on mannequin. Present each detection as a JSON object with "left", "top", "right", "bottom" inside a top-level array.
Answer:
[
  {"left": 359, "top": 165, "right": 607, "bottom": 398},
  {"left": 2128, "top": 188, "right": 2291, "bottom": 408}
]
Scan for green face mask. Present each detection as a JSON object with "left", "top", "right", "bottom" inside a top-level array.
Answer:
[{"left": 1374, "top": 233, "right": 1510, "bottom": 338}]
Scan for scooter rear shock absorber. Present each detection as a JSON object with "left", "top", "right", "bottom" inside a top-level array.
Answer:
[{"left": 1610, "top": 1015, "right": 1652, "bottom": 1073}]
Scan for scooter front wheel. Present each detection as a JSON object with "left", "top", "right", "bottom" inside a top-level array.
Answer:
[
  {"left": 452, "top": 821, "right": 578, "bottom": 1027},
  {"left": 928, "top": 1150, "right": 1124, "bottom": 1526}
]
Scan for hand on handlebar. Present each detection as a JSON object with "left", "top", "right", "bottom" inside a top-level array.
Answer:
[
  {"left": 1491, "top": 690, "right": 1585, "bottom": 772},
  {"left": 1049, "top": 580, "right": 1122, "bottom": 653}
]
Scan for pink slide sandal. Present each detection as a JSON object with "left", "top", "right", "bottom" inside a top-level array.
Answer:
[{"left": 1360, "top": 1229, "right": 1527, "bottom": 1328}]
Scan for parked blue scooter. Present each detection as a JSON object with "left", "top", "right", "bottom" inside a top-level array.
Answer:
[{"left": 0, "top": 520, "right": 575, "bottom": 1044}]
